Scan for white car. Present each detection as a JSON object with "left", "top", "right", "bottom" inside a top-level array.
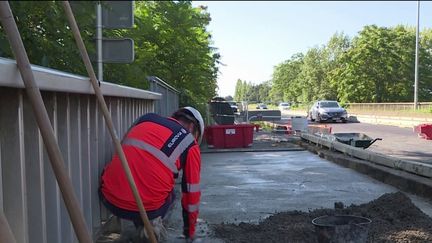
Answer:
[
  {"left": 256, "top": 103, "right": 268, "bottom": 109},
  {"left": 278, "top": 102, "right": 291, "bottom": 111},
  {"left": 309, "top": 100, "right": 348, "bottom": 123}
]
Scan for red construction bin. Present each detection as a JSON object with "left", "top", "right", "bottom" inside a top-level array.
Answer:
[
  {"left": 205, "top": 124, "right": 254, "bottom": 148},
  {"left": 414, "top": 123, "right": 432, "bottom": 140}
]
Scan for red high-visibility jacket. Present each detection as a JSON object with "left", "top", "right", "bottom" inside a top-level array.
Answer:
[{"left": 101, "top": 113, "right": 201, "bottom": 238}]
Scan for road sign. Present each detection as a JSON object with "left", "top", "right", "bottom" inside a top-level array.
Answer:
[
  {"left": 102, "top": 38, "right": 134, "bottom": 63},
  {"left": 102, "top": 1, "right": 134, "bottom": 29}
]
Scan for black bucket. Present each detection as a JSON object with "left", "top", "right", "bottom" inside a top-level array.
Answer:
[{"left": 312, "top": 215, "right": 372, "bottom": 243}]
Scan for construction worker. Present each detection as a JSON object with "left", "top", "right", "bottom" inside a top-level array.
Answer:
[{"left": 99, "top": 107, "right": 204, "bottom": 242}]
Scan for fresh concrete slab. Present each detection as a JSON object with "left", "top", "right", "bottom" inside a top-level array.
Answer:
[{"left": 165, "top": 150, "right": 432, "bottom": 242}]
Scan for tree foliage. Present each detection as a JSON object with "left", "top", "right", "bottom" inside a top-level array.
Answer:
[
  {"left": 270, "top": 53, "right": 303, "bottom": 103},
  {"left": 0, "top": 1, "right": 95, "bottom": 75},
  {"left": 234, "top": 79, "right": 271, "bottom": 103},
  {"left": 336, "top": 25, "right": 416, "bottom": 102},
  {"left": 0, "top": 1, "right": 220, "bottom": 112},
  {"left": 269, "top": 25, "right": 432, "bottom": 104}
]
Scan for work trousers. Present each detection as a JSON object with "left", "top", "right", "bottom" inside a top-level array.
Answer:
[{"left": 99, "top": 188, "right": 176, "bottom": 228}]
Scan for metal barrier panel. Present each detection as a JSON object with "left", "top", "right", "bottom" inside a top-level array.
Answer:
[
  {"left": 0, "top": 58, "right": 161, "bottom": 242},
  {"left": 148, "top": 76, "right": 179, "bottom": 117},
  {"left": 347, "top": 102, "right": 432, "bottom": 111},
  {"left": 245, "top": 110, "right": 282, "bottom": 122},
  {"left": 0, "top": 90, "right": 156, "bottom": 243}
]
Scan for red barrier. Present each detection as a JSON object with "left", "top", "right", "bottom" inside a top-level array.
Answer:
[
  {"left": 205, "top": 124, "right": 254, "bottom": 148},
  {"left": 254, "top": 124, "right": 261, "bottom": 132},
  {"left": 414, "top": 124, "right": 432, "bottom": 140},
  {"left": 274, "top": 124, "right": 293, "bottom": 134}
]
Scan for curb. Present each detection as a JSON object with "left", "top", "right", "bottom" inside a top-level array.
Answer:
[{"left": 201, "top": 147, "right": 305, "bottom": 153}]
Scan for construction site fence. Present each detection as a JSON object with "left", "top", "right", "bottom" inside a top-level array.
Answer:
[{"left": 0, "top": 58, "right": 162, "bottom": 243}]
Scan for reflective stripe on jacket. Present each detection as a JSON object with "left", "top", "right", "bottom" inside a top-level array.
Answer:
[{"left": 100, "top": 112, "right": 201, "bottom": 237}]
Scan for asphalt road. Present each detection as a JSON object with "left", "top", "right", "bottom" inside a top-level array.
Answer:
[{"left": 280, "top": 111, "right": 432, "bottom": 164}]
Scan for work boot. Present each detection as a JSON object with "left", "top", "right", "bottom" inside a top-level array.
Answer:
[
  {"left": 128, "top": 226, "right": 148, "bottom": 243},
  {"left": 140, "top": 217, "right": 168, "bottom": 242}
]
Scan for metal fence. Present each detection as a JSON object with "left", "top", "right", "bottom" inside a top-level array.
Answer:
[
  {"left": 346, "top": 102, "right": 432, "bottom": 111},
  {"left": 147, "top": 76, "right": 179, "bottom": 117},
  {"left": 0, "top": 58, "right": 161, "bottom": 243}
]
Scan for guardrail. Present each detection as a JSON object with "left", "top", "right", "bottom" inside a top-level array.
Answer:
[
  {"left": 346, "top": 102, "right": 432, "bottom": 111},
  {"left": 0, "top": 58, "right": 161, "bottom": 243}
]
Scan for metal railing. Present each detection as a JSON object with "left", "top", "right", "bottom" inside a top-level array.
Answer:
[
  {"left": 346, "top": 102, "right": 432, "bottom": 111},
  {"left": 147, "top": 76, "right": 179, "bottom": 117},
  {"left": 0, "top": 58, "right": 161, "bottom": 243}
]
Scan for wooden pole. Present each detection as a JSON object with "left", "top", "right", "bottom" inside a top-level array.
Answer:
[
  {"left": 0, "top": 2, "right": 92, "bottom": 242},
  {"left": 61, "top": 2, "right": 157, "bottom": 243},
  {"left": 0, "top": 211, "right": 16, "bottom": 243}
]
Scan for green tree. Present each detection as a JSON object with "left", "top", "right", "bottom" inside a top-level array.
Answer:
[
  {"left": 234, "top": 79, "right": 243, "bottom": 101},
  {"left": 324, "top": 32, "right": 351, "bottom": 101},
  {"left": 0, "top": 1, "right": 220, "bottom": 112},
  {"left": 104, "top": 1, "right": 219, "bottom": 109},
  {"left": 0, "top": 1, "right": 95, "bottom": 75},
  {"left": 270, "top": 26, "right": 432, "bottom": 104},
  {"left": 335, "top": 25, "right": 416, "bottom": 103},
  {"left": 297, "top": 47, "right": 328, "bottom": 102},
  {"left": 270, "top": 53, "right": 303, "bottom": 103},
  {"left": 418, "top": 29, "right": 432, "bottom": 101},
  {"left": 257, "top": 81, "right": 271, "bottom": 103}
]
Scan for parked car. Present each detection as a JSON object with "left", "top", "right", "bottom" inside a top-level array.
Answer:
[
  {"left": 256, "top": 103, "right": 268, "bottom": 109},
  {"left": 227, "top": 101, "right": 239, "bottom": 114},
  {"left": 309, "top": 100, "right": 348, "bottom": 123},
  {"left": 278, "top": 102, "right": 291, "bottom": 111}
]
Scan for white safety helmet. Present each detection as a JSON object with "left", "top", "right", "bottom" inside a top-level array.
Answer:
[{"left": 182, "top": 106, "right": 205, "bottom": 144}]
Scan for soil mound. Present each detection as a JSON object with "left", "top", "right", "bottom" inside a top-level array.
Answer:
[{"left": 213, "top": 192, "right": 432, "bottom": 243}]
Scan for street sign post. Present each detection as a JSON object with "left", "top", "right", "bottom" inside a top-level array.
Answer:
[
  {"left": 96, "top": 1, "right": 134, "bottom": 82},
  {"left": 102, "top": 38, "right": 134, "bottom": 63},
  {"left": 102, "top": 1, "right": 134, "bottom": 29}
]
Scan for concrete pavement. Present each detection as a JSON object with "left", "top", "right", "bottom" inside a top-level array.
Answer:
[{"left": 164, "top": 150, "right": 432, "bottom": 242}]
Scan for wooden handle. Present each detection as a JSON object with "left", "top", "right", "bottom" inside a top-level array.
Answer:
[
  {"left": 61, "top": 2, "right": 157, "bottom": 242},
  {"left": 0, "top": 1, "right": 93, "bottom": 242}
]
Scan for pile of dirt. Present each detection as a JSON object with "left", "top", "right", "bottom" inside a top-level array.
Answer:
[{"left": 213, "top": 192, "right": 432, "bottom": 243}]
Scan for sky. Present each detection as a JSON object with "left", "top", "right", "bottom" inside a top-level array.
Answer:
[{"left": 191, "top": 1, "right": 432, "bottom": 97}]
